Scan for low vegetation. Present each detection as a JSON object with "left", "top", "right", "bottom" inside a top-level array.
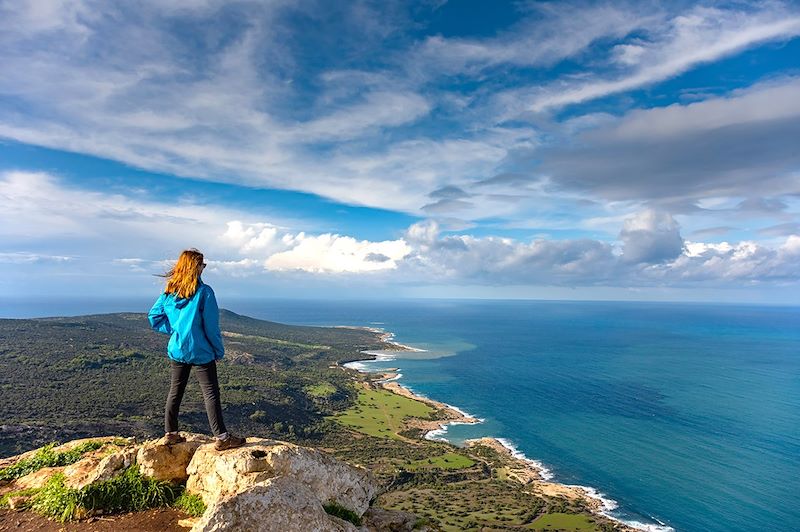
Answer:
[
  {"left": 323, "top": 501, "right": 362, "bottom": 526},
  {"left": 1, "top": 466, "right": 204, "bottom": 523},
  {"left": 0, "top": 440, "right": 106, "bottom": 481}
]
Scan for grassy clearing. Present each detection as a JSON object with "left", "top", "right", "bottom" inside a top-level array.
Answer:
[
  {"left": 529, "top": 512, "right": 599, "bottom": 530},
  {"left": 330, "top": 387, "right": 435, "bottom": 440},
  {"left": 404, "top": 452, "right": 475, "bottom": 471},
  {"left": 305, "top": 382, "right": 338, "bottom": 398},
  {"left": 0, "top": 440, "right": 107, "bottom": 481}
]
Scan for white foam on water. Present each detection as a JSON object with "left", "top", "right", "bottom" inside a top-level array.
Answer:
[
  {"left": 564, "top": 485, "right": 675, "bottom": 531},
  {"left": 424, "top": 419, "right": 483, "bottom": 441},
  {"left": 359, "top": 350, "right": 399, "bottom": 361},
  {"left": 494, "top": 437, "right": 555, "bottom": 481}
]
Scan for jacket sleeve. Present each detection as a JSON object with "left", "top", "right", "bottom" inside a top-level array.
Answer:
[
  {"left": 147, "top": 294, "right": 172, "bottom": 334},
  {"left": 202, "top": 286, "right": 225, "bottom": 360}
]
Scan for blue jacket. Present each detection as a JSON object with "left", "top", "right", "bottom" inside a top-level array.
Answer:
[{"left": 147, "top": 281, "right": 225, "bottom": 364}]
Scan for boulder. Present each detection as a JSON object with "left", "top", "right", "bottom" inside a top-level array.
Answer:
[
  {"left": 137, "top": 432, "right": 212, "bottom": 482},
  {"left": 64, "top": 447, "right": 137, "bottom": 489},
  {"left": 186, "top": 438, "right": 377, "bottom": 517},
  {"left": 191, "top": 477, "right": 358, "bottom": 532}
]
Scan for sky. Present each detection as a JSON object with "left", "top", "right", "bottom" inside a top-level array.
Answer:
[{"left": 1, "top": 0, "right": 799, "bottom": 304}]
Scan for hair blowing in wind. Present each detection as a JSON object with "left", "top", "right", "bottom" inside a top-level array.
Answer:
[{"left": 161, "top": 249, "right": 204, "bottom": 299}]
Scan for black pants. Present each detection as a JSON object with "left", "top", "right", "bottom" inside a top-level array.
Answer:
[{"left": 165, "top": 359, "right": 227, "bottom": 437}]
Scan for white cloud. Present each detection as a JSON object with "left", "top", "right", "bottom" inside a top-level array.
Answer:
[
  {"left": 619, "top": 210, "right": 684, "bottom": 264},
  {"left": 265, "top": 233, "right": 410, "bottom": 273},
  {"left": 1, "top": 172, "right": 798, "bottom": 289},
  {"left": 0, "top": 252, "right": 72, "bottom": 264},
  {"left": 517, "top": 4, "right": 800, "bottom": 113}
]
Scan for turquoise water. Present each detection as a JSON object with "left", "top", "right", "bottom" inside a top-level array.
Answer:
[
  {"left": 229, "top": 299, "right": 800, "bottom": 532},
  {"left": 5, "top": 298, "right": 799, "bottom": 531}
]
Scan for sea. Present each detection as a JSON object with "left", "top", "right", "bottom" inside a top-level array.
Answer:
[{"left": 4, "top": 298, "right": 799, "bottom": 532}]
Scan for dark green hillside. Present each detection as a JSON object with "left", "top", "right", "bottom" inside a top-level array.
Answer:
[{"left": 0, "top": 310, "right": 383, "bottom": 456}]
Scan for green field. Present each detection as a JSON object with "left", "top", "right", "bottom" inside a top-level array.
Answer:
[
  {"left": 330, "top": 387, "right": 435, "bottom": 440},
  {"left": 530, "top": 512, "right": 599, "bottom": 530}
]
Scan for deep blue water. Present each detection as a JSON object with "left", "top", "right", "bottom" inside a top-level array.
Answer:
[{"left": 4, "top": 298, "right": 799, "bottom": 531}]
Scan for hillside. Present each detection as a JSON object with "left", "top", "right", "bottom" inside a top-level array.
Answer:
[
  {"left": 0, "top": 310, "right": 383, "bottom": 456},
  {"left": 0, "top": 311, "right": 630, "bottom": 531}
]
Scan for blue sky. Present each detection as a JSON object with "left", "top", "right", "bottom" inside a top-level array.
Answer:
[{"left": 1, "top": 0, "right": 799, "bottom": 303}]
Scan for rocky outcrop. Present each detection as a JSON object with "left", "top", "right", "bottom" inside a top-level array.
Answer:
[
  {"left": 138, "top": 433, "right": 212, "bottom": 482},
  {"left": 187, "top": 438, "right": 376, "bottom": 514},
  {"left": 186, "top": 438, "right": 377, "bottom": 532},
  {"left": 0, "top": 434, "right": 425, "bottom": 532},
  {"left": 64, "top": 446, "right": 137, "bottom": 489},
  {"left": 194, "top": 479, "right": 358, "bottom": 532}
]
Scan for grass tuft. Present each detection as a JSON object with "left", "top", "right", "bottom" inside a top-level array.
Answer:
[
  {"left": 23, "top": 466, "right": 182, "bottom": 522},
  {"left": 28, "top": 473, "right": 83, "bottom": 522},
  {"left": 173, "top": 492, "right": 207, "bottom": 517}
]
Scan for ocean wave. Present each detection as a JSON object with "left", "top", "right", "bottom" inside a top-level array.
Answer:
[
  {"left": 563, "top": 485, "right": 675, "bottom": 532},
  {"left": 359, "top": 350, "right": 400, "bottom": 361},
  {"left": 423, "top": 419, "right": 484, "bottom": 441},
  {"left": 343, "top": 361, "right": 369, "bottom": 371}
]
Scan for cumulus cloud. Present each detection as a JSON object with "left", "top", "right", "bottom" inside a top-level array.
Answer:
[
  {"left": 619, "top": 210, "right": 684, "bottom": 264},
  {"left": 1, "top": 172, "right": 798, "bottom": 289},
  {"left": 395, "top": 212, "right": 799, "bottom": 288},
  {"left": 264, "top": 233, "right": 411, "bottom": 273}
]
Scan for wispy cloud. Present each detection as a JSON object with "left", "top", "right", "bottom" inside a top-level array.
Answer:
[{"left": 509, "top": 3, "right": 800, "bottom": 113}]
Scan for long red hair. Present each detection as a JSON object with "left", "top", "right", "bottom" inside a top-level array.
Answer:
[{"left": 161, "top": 249, "right": 205, "bottom": 299}]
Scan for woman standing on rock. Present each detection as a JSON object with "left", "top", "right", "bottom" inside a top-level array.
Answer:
[{"left": 148, "top": 248, "right": 246, "bottom": 451}]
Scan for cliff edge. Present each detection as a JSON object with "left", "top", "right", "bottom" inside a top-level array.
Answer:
[{"left": 0, "top": 434, "right": 426, "bottom": 531}]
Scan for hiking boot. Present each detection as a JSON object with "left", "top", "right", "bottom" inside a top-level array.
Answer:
[
  {"left": 162, "top": 432, "right": 186, "bottom": 445},
  {"left": 214, "top": 434, "right": 246, "bottom": 451}
]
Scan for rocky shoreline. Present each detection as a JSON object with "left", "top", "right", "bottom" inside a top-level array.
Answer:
[{"left": 347, "top": 329, "right": 641, "bottom": 532}]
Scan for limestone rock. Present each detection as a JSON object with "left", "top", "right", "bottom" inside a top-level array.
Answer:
[
  {"left": 137, "top": 432, "right": 212, "bottom": 483},
  {"left": 4, "top": 466, "right": 63, "bottom": 492},
  {"left": 64, "top": 447, "right": 137, "bottom": 489},
  {"left": 191, "top": 477, "right": 358, "bottom": 532},
  {"left": 186, "top": 438, "right": 377, "bottom": 516}
]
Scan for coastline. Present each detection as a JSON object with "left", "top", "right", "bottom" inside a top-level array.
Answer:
[{"left": 341, "top": 325, "right": 672, "bottom": 532}]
